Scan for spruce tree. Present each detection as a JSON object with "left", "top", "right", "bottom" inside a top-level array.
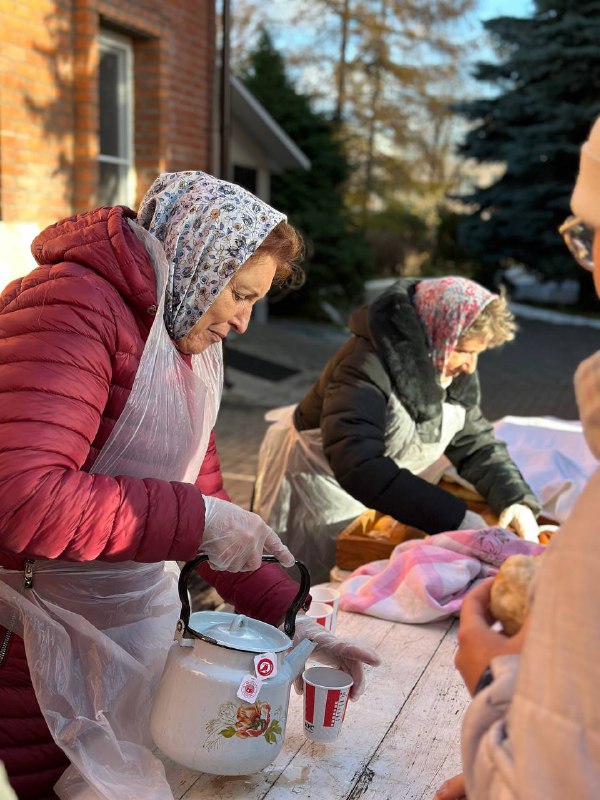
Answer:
[
  {"left": 455, "top": 1, "right": 600, "bottom": 302},
  {"left": 241, "top": 30, "right": 372, "bottom": 318}
]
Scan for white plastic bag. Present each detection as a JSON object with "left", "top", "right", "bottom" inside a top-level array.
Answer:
[
  {"left": 0, "top": 561, "right": 180, "bottom": 800},
  {"left": 90, "top": 221, "right": 223, "bottom": 483},
  {"left": 253, "top": 400, "right": 466, "bottom": 584},
  {"left": 491, "top": 416, "right": 597, "bottom": 523},
  {"left": 253, "top": 406, "right": 366, "bottom": 583},
  {"left": 0, "top": 222, "right": 223, "bottom": 800}
]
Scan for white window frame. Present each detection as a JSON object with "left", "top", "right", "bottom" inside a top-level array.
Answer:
[{"left": 98, "top": 30, "right": 135, "bottom": 206}]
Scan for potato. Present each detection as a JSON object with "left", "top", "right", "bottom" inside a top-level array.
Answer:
[
  {"left": 490, "top": 554, "right": 542, "bottom": 636},
  {"left": 372, "top": 514, "right": 397, "bottom": 532}
]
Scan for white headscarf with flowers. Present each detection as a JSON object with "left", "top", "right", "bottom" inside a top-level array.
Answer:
[{"left": 137, "top": 171, "right": 285, "bottom": 340}]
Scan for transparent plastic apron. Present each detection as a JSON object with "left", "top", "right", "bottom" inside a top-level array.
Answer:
[
  {"left": 0, "top": 222, "right": 223, "bottom": 800},
  {"left": 254, "top": 398, "right": 465, "bottom": 582}
]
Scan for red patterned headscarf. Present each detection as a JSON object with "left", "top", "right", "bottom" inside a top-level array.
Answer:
[{"left": 413, "top": 277, "right": 496, "bottom": 374}]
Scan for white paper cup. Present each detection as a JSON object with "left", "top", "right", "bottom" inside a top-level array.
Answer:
[
  {"left": 306, "top": 603, "right": 333, "bottom": 631},
  {"left": 302, "top": 666, "right": 353, "bottom": 743},
  {"left": 309, "top": 586, "right": 340, "bottom": 632},
  {"left": 305, "top": 601, "right": 335, "bottom": 631}
]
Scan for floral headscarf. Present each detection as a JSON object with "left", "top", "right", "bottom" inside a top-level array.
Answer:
[
  {"left": 137, "top": 171, "right": 285, "bottom": 340},
  {"left": 413, "top": 277, "right": 496, "bottom": 374}
]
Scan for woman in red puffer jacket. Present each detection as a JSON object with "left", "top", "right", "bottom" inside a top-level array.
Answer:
[{"left": 0, "top": 173, "right": 306, "bottom": 799}]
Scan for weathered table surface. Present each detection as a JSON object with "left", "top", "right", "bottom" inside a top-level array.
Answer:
[{"left": 162, "top": 603, "right": 469, "bottom": 800}]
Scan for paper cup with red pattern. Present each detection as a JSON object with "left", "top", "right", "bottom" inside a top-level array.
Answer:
[
  {"left": 302, "top": 666, "right": 353, "bottom": 743},
  {"left": 309, "top": 586, "right": 340, "bottom": 632},
  {"left": 304, "top": 601, "right": 334, "bottom": 631}
]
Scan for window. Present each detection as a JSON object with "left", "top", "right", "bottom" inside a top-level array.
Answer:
[
  {"left": 98, "top": 32, "right": 134, "bottom": 206},
  {"left": 233, "top": 165, "right": 258, "bottom": 194}
]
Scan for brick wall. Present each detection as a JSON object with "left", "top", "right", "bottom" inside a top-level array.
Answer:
[
  {"left": 0, "top": 0, "right": 216, "bottom": 225},
  {"left": 0, "top": 0, "right": 76, "bottom": 223}
]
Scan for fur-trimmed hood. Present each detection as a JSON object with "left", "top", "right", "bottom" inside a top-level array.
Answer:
[{"left": 348, "top": 278, "right": 480, "bottom": 423}]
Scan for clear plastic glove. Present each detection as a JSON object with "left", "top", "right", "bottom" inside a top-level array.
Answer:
[
  {"left": 291, "top": 615, "right": 381, "bottom": 700},
  {"left": 497, "top": 503, "right": 538, "bottom": 542},
  {"left": 457, "top": 509, "right": 488, "bottom": 530},
  {"left": 200, "top": 495, "right": 295, "bottom": 572}
]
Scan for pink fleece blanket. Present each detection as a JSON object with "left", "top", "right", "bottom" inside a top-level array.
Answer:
[{"left": 338, "top": 528, "right": 545, "bottom": 623}]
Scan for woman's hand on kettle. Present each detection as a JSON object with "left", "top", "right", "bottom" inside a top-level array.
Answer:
[
  {"left": 292, "top": 616, "right": 381, "bottom": 700},
  {"left": 200, "top": 496, "right": 295, "bottom": 572}
]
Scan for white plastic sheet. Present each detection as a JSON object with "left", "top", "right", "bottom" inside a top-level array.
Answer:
[
  {"left": 492, "top": 416, "right": 597, "bottom": 523},
  {"left": 90, "top": 222, "right": 223, "bottom": 484},
  {"left": 0, "top": 561, "right": 180, "bottom": 800},
  {"left": 438, "top": 416, "right": 598, "bottom": 524}
]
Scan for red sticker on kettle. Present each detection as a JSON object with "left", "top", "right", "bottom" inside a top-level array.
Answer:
[
  {"left": 237, "top": 673, "right": 262, "bottom": 702},
  {"left": 254, "top": 652, "right": 277, "bottom": 679}
]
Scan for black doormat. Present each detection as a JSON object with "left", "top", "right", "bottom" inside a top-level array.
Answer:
[{"left": 225, "top": 348, "right": 299, "bottom": 381}]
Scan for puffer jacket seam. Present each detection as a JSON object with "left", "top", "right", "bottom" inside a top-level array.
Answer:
[
  {"left": 0, "top": 387, "right": 108, "bottom": 418},
  {"left": 0, "top": 356, "right": 119, "bottom": 384},
  {"left": 5, "top": 272, "right": 120, "bottom": 319},
  {"left": 167, "top": 482, "right": 197, "bottom": 559},
  {"left": 41, "top": 217, "right": 151, "bottom": 306},
  {"left": 62, "top": 476, "right": 101, "bottom": 558},
  {"left": 63, "top": 475, "right": 122, "bottom": 560},
  {"left": 6, "top": 298, "right": 115, "bottom": 326},
  {"left": 0, "top": 469, "right": 57, "bottom": 543},
  {"left": 0, "top": 443, "right": 81, "bottom": 468},
  {"left": 0, "top": 327, "right": 108, "bottom": 349},
  {"left": 107, "top": 221, "right": 155, "bottom": 301},
  {"left": 165, "top": 482, "right": 182, "bottom": 559},
  {"left": 130, "top": 479, "right": 151, "bottom": 559},
  {"left": 95, "top": 481, "right": 123, "bottom": 559}
]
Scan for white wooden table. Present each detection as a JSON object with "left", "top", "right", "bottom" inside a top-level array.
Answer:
[{"left": 163, "top": 608, "right": 469, "bottom": 800}]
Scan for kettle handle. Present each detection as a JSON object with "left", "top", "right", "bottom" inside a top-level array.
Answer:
[{"left": 178, "top": 555, "right": 311, "bottom": 640}]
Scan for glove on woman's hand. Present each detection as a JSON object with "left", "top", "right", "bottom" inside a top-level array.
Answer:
[
  {"left": 457, "top": 510, "right": 489, "bottom": 530},
  {"left": 497, "top": 503, "right": 538, "bottom": 542},
  {"left": 292, "top": 615, "right": 381, "bottom": 700},
  {"left": 200, "top": 496, "right": 295, "bottom": 572}
]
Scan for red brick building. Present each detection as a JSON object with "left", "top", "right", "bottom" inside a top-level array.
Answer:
[{"left": 0, "top": 0, "right": 216, "bottom": 282}]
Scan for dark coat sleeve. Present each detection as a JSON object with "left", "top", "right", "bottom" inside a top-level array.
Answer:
[
  {"left": 194, "top": 430, "right": 304, "bottom": 626},
  {"left": 444, "top": 394, "right": 541, "bottom": 516},
  {"left": 319, "top": 348, "right": 467, "bottom": 534}
]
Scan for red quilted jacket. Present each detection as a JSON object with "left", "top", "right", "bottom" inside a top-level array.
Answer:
[{"left": 0, "top": 206, "right": 300, "bottom": 799}]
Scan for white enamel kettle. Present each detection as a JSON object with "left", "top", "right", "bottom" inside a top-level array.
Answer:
[{"left": 150, "top": 555, "right": 315, "bottom": 775}]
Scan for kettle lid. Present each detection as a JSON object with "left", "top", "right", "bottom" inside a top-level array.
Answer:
[{"left": 188, "top": 611, "right": 291, "bottom": 653}]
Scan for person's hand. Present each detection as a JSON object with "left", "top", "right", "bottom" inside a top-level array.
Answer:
[
  {"left": 455, "top": 578, "right": 527, "bottom": 695},
  {"left": 575, "top": 351, "right": 600, "bottom": 458},
  {"left": 292, "top": 616, "right": 381, "bottom": 700},
  {"left": 497, "top": 503, "right": 538, "bottom": 541},
  {"left": 434, "top": 772, "right": 467, "bottom": 800},
  {"left": 457, "top": 509, "right": 488, "bottom": 530},
  {"left": 200, "top": 495, "right": 295, "bottom": 572}
]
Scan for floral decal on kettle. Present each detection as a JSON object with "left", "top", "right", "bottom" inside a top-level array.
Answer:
[{"left": 205, "top": 701, "right": 283, "bottom": 749}]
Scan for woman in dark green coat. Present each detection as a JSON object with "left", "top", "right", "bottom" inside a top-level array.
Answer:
[{"left": 254, "top": 276, "right": 540, "bottom": 583}]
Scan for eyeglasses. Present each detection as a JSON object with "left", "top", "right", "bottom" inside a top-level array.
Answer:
[{"left": 559, "top": 216, "right": 595, "bottom": 271}]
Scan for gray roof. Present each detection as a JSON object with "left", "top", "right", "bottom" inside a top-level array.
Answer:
[{"left": 231, "top": 75, "right": 311, "bottom": 173}]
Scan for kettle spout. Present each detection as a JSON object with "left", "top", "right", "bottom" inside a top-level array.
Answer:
[{"left": 285, "top": 637, "right": 316, "bottom": 682}]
